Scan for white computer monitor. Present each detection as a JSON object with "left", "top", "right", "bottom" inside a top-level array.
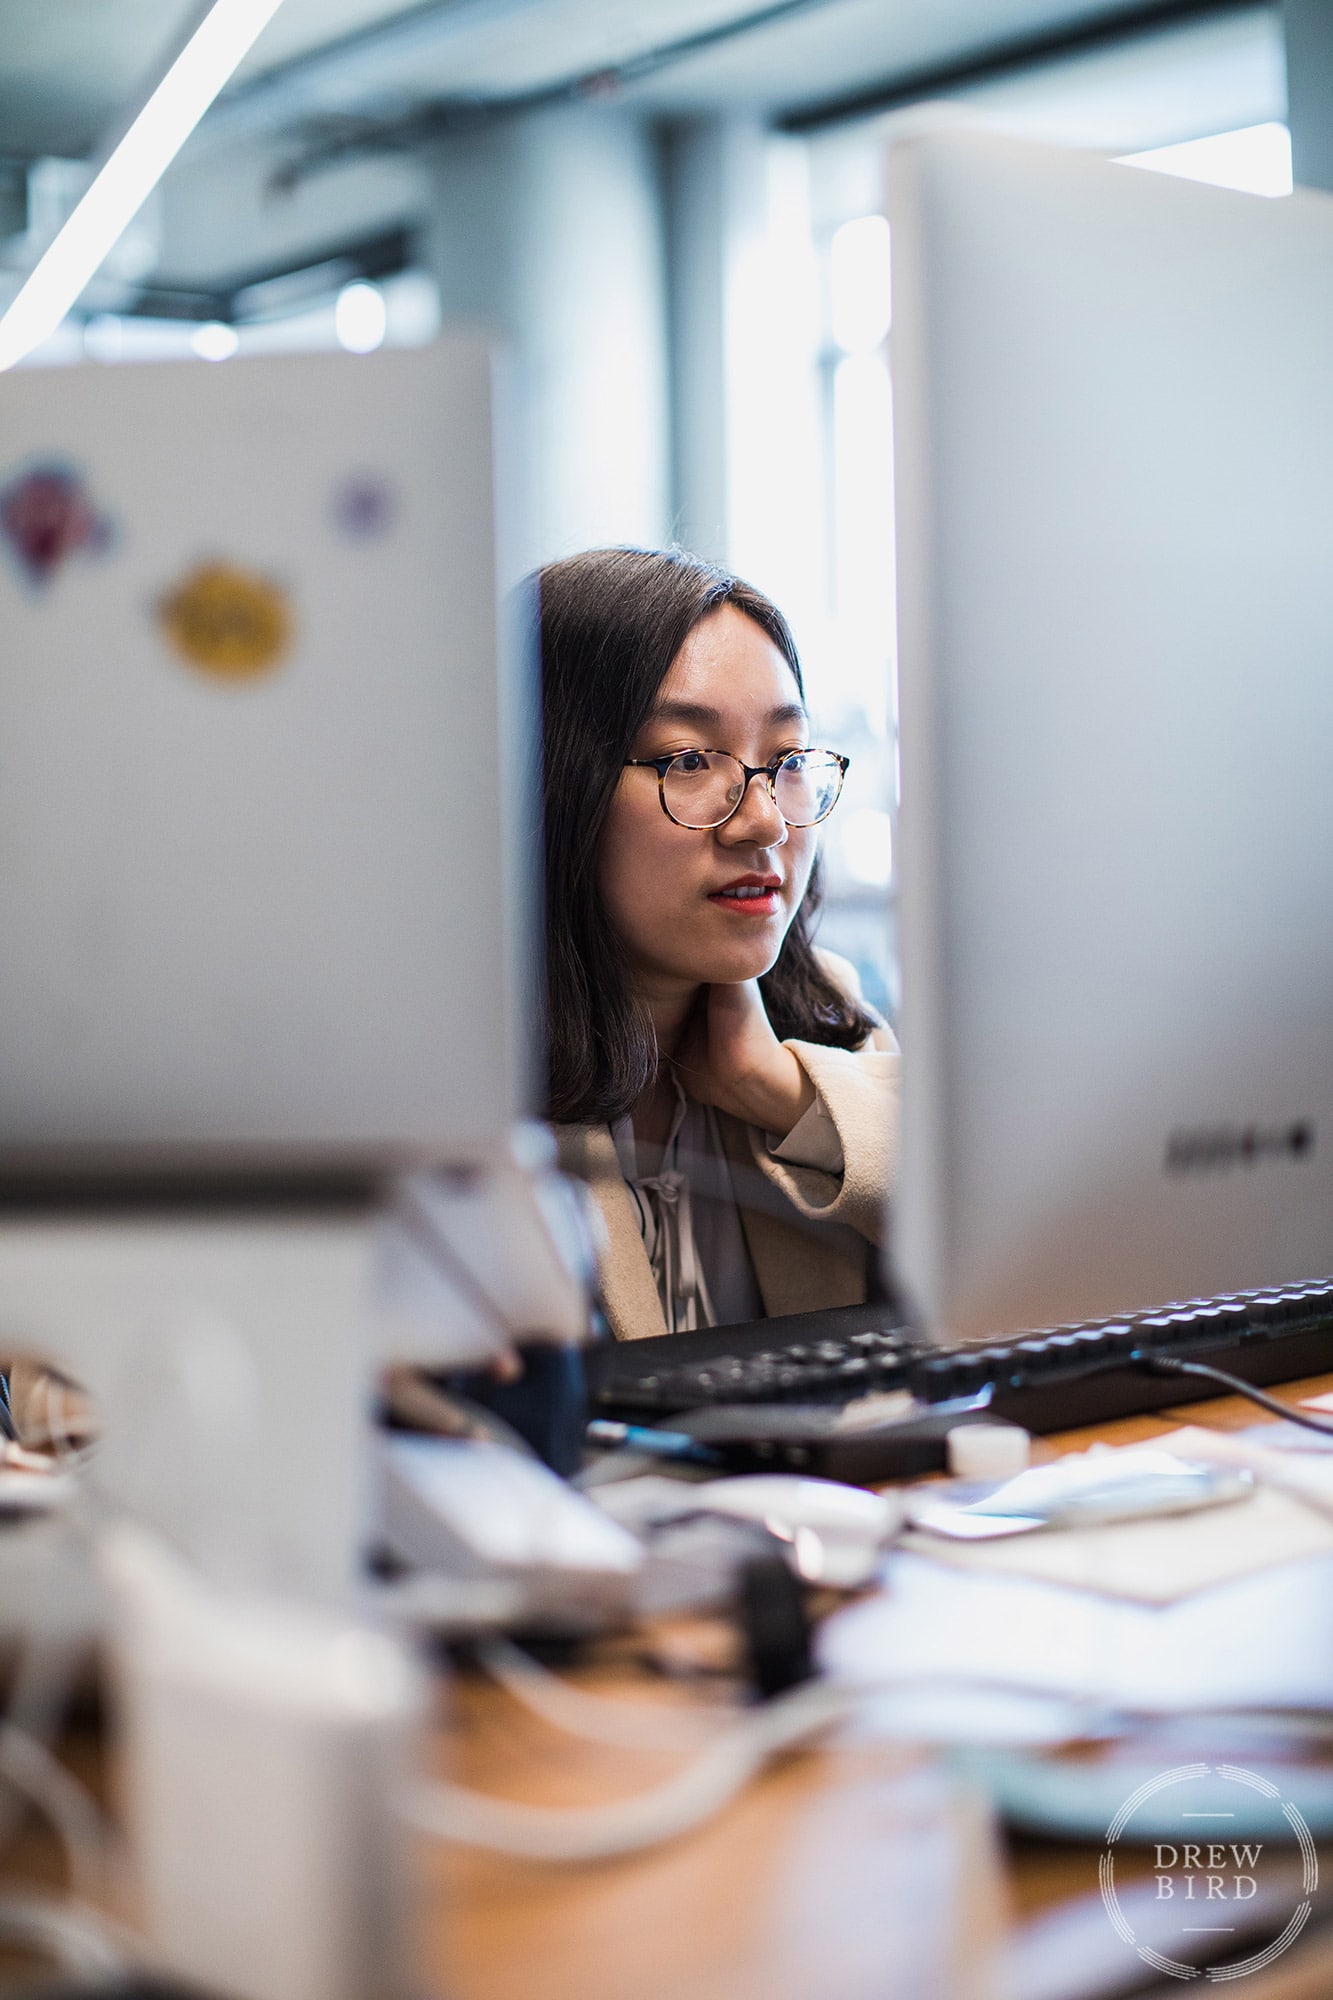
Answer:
[
  {"left": 890, "top": 130, "right": 1333, "bottom": 1344},
  {"left": 0, "top": 340, "right": 568, "bottom": 1601},
  {"left": 0, "top": 338, "right": 533, "bottom": 1183}
]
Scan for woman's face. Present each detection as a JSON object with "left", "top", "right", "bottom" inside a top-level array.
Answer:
[{"left": 598, "top": 605, "right": 818, "bottom": 999}]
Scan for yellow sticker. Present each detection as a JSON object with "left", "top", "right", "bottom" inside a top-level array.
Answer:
[{"left": 157, "top": 561, "right": 292, "bottom": 679}]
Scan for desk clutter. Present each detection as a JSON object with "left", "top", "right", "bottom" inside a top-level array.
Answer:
[
  {"left": 13, "top": 1321, "right": 1333, "bottom": 2000},
  {"left": 322, "top": 1385, "right": 1333, "bottom": 1994}
]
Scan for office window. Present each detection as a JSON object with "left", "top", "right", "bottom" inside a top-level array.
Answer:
[
  {"left": 700, "top": 136, "right": 898, "bottom": 1016},
  {"left": 828, "top": 212, "right": 893, "bottom": 684},
  {"left": 806, "top": 208, "right": 898, "bottom": 1018}
]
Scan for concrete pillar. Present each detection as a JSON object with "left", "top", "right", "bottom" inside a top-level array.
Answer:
[
  {"left": 421, "top": 103, "right": 671, "bottom": 573},
  {"left": 661, "top": 118, "right": 764, "bottom": 563},
  {"left": 1285, "top": 0, "right": 1333, "bottom": 194},
  {"left": 661, "top": 116, "right": 826, "bottom": 630}
]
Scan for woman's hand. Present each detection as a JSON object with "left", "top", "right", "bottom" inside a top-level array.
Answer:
[{"left": 673, "top": 980, "right": 816, "bottom": 1137}]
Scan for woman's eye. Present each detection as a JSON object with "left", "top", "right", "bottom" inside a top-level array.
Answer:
[{"left": 673, "top": 750, "right": 708, "bottom": 773}]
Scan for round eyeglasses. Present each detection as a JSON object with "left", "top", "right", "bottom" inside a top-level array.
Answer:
[{"left": 624, "top": 747, "right": 850, "bottom": 830}]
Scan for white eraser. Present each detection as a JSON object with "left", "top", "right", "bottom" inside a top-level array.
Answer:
[{"left": 947, "top": 1423, "right": 1031, "bottom": 1480}]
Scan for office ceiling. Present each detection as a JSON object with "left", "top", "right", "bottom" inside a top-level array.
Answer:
[{"left": 0, "top": 0, "right": 1255, "bottom": 160}]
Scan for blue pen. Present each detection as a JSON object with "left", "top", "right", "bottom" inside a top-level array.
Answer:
[{"left": 586, "top": 1419, "right": 723, "bottom": 1467}]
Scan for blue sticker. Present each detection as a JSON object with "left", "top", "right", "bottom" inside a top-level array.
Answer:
[{"left": 332, "top": 472, "right": 396, "bottom": 542}]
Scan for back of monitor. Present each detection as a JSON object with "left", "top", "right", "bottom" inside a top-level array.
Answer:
[
  {"left": 0, "top": 338, "right": 532, "bottom": 1178},
  {"left": 890, "top": 132, "right": 1333, "bottom": 1342}
]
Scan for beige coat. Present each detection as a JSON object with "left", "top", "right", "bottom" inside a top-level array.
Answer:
[{"left": 555, "top": 959, "right": 900, "bottom": 1343}]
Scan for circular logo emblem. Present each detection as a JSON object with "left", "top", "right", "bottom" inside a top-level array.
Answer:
[
  {"left": 1101, "top": 1763, "right": 1317, "bottom": 1982},
  {"left": 157, "top": 561, "right": 292, "bottom": 679}
]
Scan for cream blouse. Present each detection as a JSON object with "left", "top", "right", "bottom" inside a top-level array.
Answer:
[{"left": 611, "top": 1074, "right": 847, "bottom": 1334}]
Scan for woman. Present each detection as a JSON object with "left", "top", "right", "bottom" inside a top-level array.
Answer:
[{"left": 540, "top": 547, "right": 899, "bottom": 1343}]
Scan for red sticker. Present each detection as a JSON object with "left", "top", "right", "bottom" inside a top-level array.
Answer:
[{"left": 0, "top": 461, "right": 114, "bottom": 586}]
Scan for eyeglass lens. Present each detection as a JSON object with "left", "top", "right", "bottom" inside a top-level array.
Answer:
[{"left": 663, "top": 750, "right": 844, "bottom": 828}]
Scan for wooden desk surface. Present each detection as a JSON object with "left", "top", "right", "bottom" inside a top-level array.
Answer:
[
  {"left": 6, "top": 1374, "right": 1333, "bottom": 1999},
  {"left": 418, "top": 1372, "right": 1333, "bottom": 2000}
]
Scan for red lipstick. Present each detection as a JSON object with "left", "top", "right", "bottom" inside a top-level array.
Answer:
[{"left": 708, "top": 872, "right": 783, "bottom": 916}]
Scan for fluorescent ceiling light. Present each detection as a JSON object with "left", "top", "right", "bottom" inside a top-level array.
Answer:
[
  {"left": 335, "top": 280, "right": 387, "bottom": 355},
  {"left": 192, "top": 319, "right": 240, "bottom": 361},
  {"left": 0, "top": 0, "right": 286, "bottom": 373}
]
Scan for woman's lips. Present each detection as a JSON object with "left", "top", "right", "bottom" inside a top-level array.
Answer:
[{"left": 708, "top": 883, "right": 782, "bottom": 916}]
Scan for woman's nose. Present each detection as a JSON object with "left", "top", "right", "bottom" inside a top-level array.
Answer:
[{"left": 719, "top": 772, "right": 787, "bottom": 847}]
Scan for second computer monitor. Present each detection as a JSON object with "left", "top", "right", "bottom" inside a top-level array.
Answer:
[
  {"left": 890, "top": 131, "right": 1333, "bottom": 1343},
  {"left": 0, "top": 338, "right": 533, "bottom": 1182}
]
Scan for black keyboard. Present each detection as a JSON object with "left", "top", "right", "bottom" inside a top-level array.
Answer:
[{"left": 585, "top": 1283, "right": 1333, "bottom": 1480}]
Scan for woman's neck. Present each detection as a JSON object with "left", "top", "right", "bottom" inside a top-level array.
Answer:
[
  {"left": 631, "top": 979, "right": 700, "bottom": 1145},
  {"left": 642, "top": 979, "right": 699, "bottom": 1061}
]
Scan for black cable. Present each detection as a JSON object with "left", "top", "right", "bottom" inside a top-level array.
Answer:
[{"left": 1142, "top": 1354, "right": 1333, "bottom": 1437}]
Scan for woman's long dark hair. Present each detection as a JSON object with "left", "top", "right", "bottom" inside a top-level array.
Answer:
[{"left": 539, "top": 547, "right": 877, "bottom": 1126}]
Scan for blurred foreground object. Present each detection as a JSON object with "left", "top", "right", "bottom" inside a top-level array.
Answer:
[
  {"left": 0, "top": 335, "right": 600, "bottom": 1999},
  {"left": 105, "top": 1525, "right": 423, "bottom": 2000},
  {"left": 1, "top": 1356, "right": 95, "bottom": 1453}
]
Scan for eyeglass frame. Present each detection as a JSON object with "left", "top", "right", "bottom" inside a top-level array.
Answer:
[{"left": 623, "top": 747, "right": 851, "bottom": 830}]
